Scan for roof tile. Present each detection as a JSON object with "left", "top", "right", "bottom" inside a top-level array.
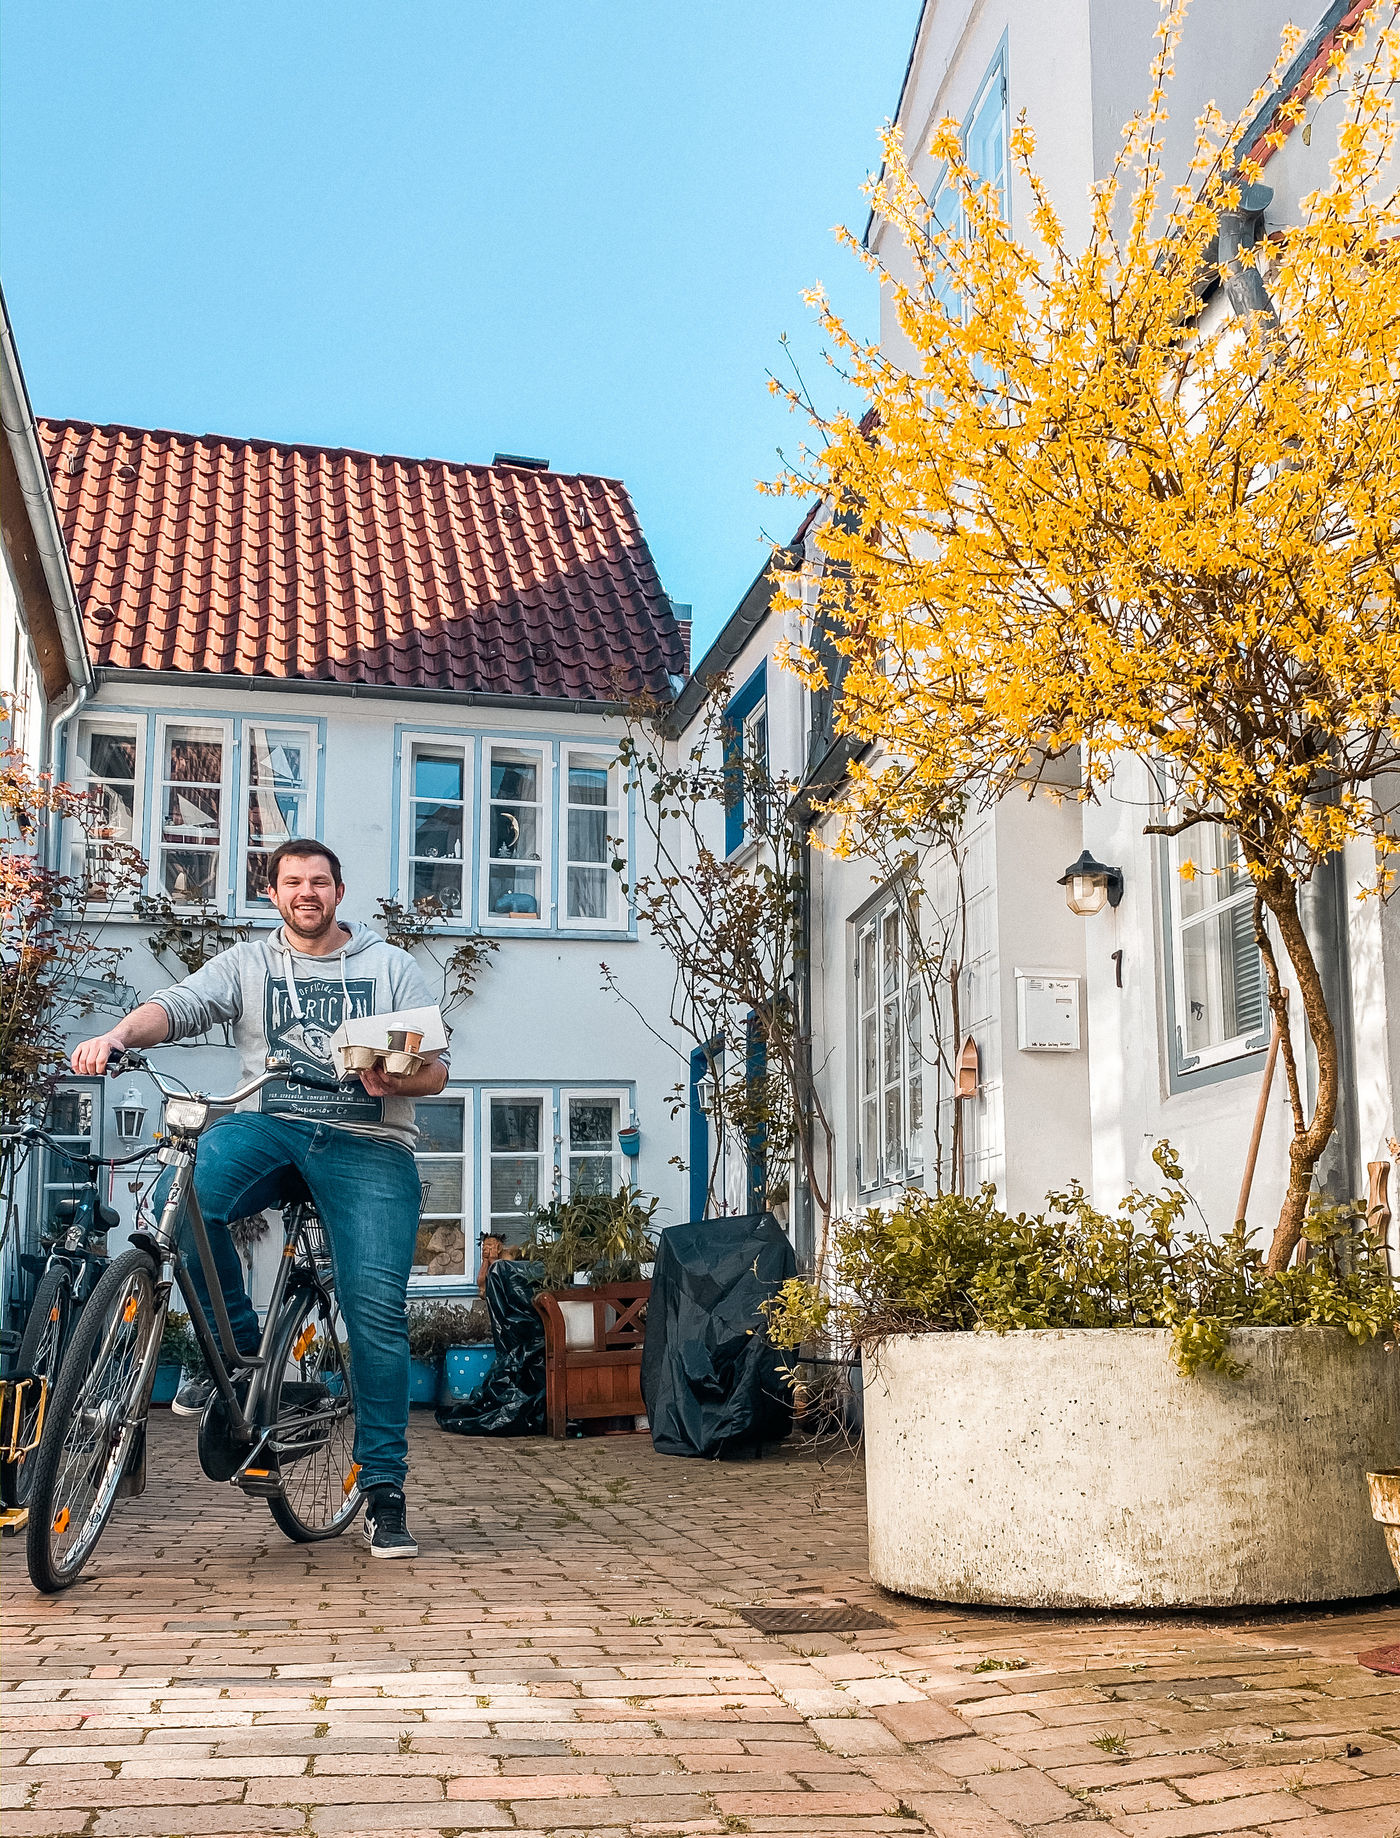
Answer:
[{"left": 38, "top": 420, "right": 685, "bottom": 701}]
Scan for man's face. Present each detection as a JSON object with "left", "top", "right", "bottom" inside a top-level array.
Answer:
[{"left": 270, "top": 856, "right": 344, "bottom": 939}]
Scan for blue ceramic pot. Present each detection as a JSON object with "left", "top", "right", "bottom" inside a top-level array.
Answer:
[
  {"left": 618, "top": 1127, "right": 641, "bottom": 1158},
  {"left": 150, "top": 1364, "right": 181, "bottom": 1406},
  {"left": 440, "top": 1345, "right": 496, "bottom": 1406},
  {"left": 409, "top": 1357, "right": 440, "bottom": 1406}
]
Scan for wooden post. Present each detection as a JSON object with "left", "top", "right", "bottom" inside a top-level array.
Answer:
[{"left": 1236, "top": 998, "right": 1286, "bottom": 1228}]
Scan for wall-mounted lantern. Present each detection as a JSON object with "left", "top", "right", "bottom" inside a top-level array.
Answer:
[
  {"left": 956, "top": 1036, "right": 981, "bottom": 1099},
  {"left": 1057, "top": 849, "right": 1124, "bottom": 917},
  {"left": 113, "top": 1087, "right": 148, "bottom": 1143},
  {"left": 695, "top": 1074, "right": 718, "bottom": 1118}
]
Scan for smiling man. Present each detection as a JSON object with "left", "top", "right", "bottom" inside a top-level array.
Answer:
[{"left": 70, "top": 838, "right": 447, "bottom": 1558}]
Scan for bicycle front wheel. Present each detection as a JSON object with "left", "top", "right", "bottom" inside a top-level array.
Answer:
[
  {"left": 26, "top": 1249, "right": 161, "bottom": 1593},
  {"left": 4, "top": 1266, "right": 72, "bottom": 1509},
  {"left": 262, "top": 1285, "right": 361, "bottom": 1543}
]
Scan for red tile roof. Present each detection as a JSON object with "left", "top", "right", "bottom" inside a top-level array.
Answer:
[{"left": 37, "top": 419, "right": 686, "bottom": 702}]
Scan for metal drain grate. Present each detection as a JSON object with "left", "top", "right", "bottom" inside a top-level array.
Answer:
[{"left": 739, "top": 1604, "right": 893, "bottom": 1634}]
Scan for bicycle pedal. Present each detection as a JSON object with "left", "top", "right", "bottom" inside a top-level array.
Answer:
[{"left": 235, "top": 1461, "right": 283, "bottom": 1499}]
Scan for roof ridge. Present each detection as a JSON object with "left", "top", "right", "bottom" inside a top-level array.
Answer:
[{"left": 36, "top": 415, "right": 631, "bottom": 489}]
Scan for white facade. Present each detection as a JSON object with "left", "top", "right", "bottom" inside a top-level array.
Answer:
[{"left": 45, "top": 675, "right": 691, "bottom": 1306}]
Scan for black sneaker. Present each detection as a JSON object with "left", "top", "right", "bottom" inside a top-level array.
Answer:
[
  {"left": 170, "top": 1372, "right": 216, "bottom": 1417},
  {"left": 362, "top": 1484, "right": 418, "bottom": 1559}
]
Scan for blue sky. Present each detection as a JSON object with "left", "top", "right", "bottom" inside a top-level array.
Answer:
[{"left": 0, "top": 2, "right": 920, "bottom": 653}]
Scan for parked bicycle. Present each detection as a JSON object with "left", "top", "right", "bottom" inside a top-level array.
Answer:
[
  {"left": 26, "top": 1049, "right": 359, "bottom": 1593},
  {"left": 0, "top": 1127, "right": 135, "bottom": 1512}
]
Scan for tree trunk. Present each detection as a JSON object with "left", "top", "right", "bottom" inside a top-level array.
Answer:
[{"left": 1259, "top": 872, "right": 1339, "bottom": 1275}]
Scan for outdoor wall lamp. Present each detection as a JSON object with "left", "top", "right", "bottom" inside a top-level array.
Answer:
[
  {"left": 1058, "top": 850, "right": 1124, "bottom": 917},
  {"left": 113, "top": 1087, "right": 148, "bottom": 1143}
]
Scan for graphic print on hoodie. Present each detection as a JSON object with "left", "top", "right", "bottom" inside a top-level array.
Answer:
[{"left": 147, "top": 920, "right": 445, "bottom": 1150}]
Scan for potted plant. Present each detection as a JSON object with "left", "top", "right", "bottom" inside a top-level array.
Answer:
[
  {"left": 766, "top": 1147, "right": 1400, "bottom": 1609},
  {"left": 436, "top": 1300, "right": 496, "bottom": 1406},
  {"left": 522, "top": 1185, "right": 659, "bottom": 1290},
  {"left": 405, "top": 1303, "right": 454, "bottom": 1405},
  {"left": 154, "top": 1313, "right": 203, "bottom": 1407}
]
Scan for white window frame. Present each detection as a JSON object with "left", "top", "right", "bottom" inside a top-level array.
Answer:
[
  {"left": 67, "top": 715, "right": 146, "bottom": 897},
  {"left": 560, "top": 1086, "right": 628, "bottom": 1197},
  {"left": 411, "top": 1089, "right": 475, "bottom": 1290},
  {"left": 237, "top": 719, "right": 319, "bottom": 915},
  {"left": 483, "top": 1087, "right": 555, "bottom": 1240},
  {"left": 558, "top": 745, "right": 623, "bottom": 930},
  {"left": 153, "top": 713, "right": 234, "bottom": 911},
  {"left": 399, "top": 734, "right": 473, "bottom": 923},
  {"left": 855, "top": 896, "right": 926, "bottom": 1193},
  {"left": 39, "top": 1080, "right": 101, "bottom": 1237},
  {"left": 926, "top": 46, "right": 1009, "bottom": 323},
  {"left": 1163, "top": 822, "right": 1268, "bottom": 1075},
  {"left": 480, "top": 740, "right": 551, "bottom": 928}
]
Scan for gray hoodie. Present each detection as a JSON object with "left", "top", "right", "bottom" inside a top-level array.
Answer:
[{"left": 149, "top": 922, "right": 447, "bottom": 1151}]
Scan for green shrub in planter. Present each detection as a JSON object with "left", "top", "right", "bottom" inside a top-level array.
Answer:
[
  {"left": 765, "top": 1142, "right": 1397, "bottom": 1377},
  {"left": 520, "top": 1185, "right": 659, "bottom": 1289},
  {"left": 406, "top": 1301, "right": 490, "bottom": 1365},
  {"left": 160, "top": 1312, "right": 206, "bottom": 1378}
]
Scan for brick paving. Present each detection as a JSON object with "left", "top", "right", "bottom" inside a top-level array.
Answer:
[{"left": 3, "top": 1415, "right": 1399, "bottom": 1838}]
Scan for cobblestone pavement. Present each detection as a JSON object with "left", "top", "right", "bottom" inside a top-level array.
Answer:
[{"left": 4, "top": 1415, "right": 1399, "bottom": 1838}]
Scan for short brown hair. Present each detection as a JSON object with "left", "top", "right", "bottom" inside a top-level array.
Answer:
[{"left": 266, "top": 838, "right": 343, "bottom": 889}]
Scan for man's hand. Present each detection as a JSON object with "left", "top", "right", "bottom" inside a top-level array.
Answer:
[
  {"left": 70, "top": 1030, "right": 131, "bottom": 1077},
  {"left": 358, "top": 1058, "right": 449, "bottom": 1100},
  {"left": 70, "top": 1002, "right": 171, "bottom": 1076}
]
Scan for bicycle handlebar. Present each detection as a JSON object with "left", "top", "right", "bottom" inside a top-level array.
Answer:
[{"left": 108, "top": 1048, "right": 351, "bottom": 1108}]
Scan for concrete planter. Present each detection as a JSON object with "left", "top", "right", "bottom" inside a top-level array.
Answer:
[{"left": 864, "top": 1327, "right": 1400, "bottom": 1608}]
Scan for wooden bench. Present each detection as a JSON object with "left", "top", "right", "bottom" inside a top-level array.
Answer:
[{"left": 533, "top": 1281, "right": 650, "bottom": 1440}]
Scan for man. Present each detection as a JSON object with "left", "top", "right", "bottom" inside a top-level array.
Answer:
[{"left": 71, "top": 839, "right": 447, "bottom": 1558}]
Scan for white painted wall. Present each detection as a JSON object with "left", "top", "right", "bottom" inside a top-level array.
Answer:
[{"left": 53, "top": 676, "right": 692, "bottom": 1302}]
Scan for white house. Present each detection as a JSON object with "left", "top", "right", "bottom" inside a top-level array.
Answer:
[
  {"left": 24, "top": 416, "right": 694, "bottom": 1310},
  {"left": 675, "top": 0, "right": 1400, "bottom": 1263}
]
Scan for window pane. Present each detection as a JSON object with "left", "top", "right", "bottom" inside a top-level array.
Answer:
[
  {"left": 882, "top": 912, "right": 900, "bottom": 993},
  {"left": 490, "top": 1159, "right": 539, "bottom": 1217},
  {"left": 163, "top": 784, "right": 220, "bottom": 839},
  {"left": 568, "top": 808, "right": 607, "bottom": 864},
  {"left": 414, "top": 1220, "right": 466, "bottom": 1277},
  {"left": 1179, "top": 824, "right": 1248, "bottom": 917},
  {"left": 47, "top": 1090, "right": 93, "bottom": 1139},
  {"left": 882, "top": 997, "right": 901, "bottom": 1085},
  {"left": 162, "top": 848, "right": 218, "bottom": 904},
  {"left": 89, "top": 731, "right": 136, "bottom": 780},
  {"left": 412, "top": 858, "right": 464, "bottom": 912},
  {"left": 165, "top": 726, "right": 223, "bottom": 784},
  {"left": 491, "top": 804, "right": 538, "bottom": 860},
  {"left": 488, "top": 864, "right": 539, "bottom": 915},
  {"left": 883, "top": 1088, "right": 904, "bottom": 1180},
  {"left": 414, "top": 752, "right": 462, "bottom": 802},
  {"left": 249, "top": 727, "right": 308, "bottom": 792},
  {"left": 908, "top": 1075, "right": 924, "bottom": 1168},
  {"left": 567, "top": 866, "right": 608, "bottom": 920},
  {"left": 861, "top": 1013, "right": 877, "bottom": 1099},
  {"left": 491, "top": 1099, "right": 540, "bottom": 1153},
  {"left": 859, "top": 928, "right": 876, "bottom": 999},
  {"left": 967, "top": 69, "right": 1007, "bottom": 213},
  {"left": 569, "top": 764, "right": 609, "bottom": 806},
  {"left": 861, "top": 1095, "right": 878, "bottom": 1187},
  {"left": 491, "top": 756, "right": 538, "bottom": 802},
  {"left": 570, "top": 1098, "right": 616, "bottom": 1149},
  {"left": 570, "top": 1155, "right": 613, "bottom": 1197},
  {"left": 1182, "top": 902, "right": 1265, "bottom": 1052},
  {"left": 416, "top": 1160, "right": 463, "bottom": 1216},
  {"left": 415, "top": 1100, "right": 464, "bottom": 1155},
  {"left": 92, "top": 781, "right": 135, "bottom": 844},
  {"left": 412, "top": 801, "right": 463, "bottom": 860}
]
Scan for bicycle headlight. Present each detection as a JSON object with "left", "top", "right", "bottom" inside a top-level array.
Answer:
[{"left": 164, "top": 1097, "right": 211, "bottom": 1135}]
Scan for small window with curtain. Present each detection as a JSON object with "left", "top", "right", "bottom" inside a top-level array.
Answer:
[
  {"left": 1164, "top": 823, "right": 1268, "bottom": 1076},
  {"left": 562, "top": 750, "right": 620, "bottom": 925},
  {"left": 405, "top": 740, "right": 468, "bottom": 916},
  {"left": 484, "top": 744, "right": 546, "bottom": 920},
  {"left": 856, "top": 896, "right": 925, "bottom": 1192},
  {"left": 156, "top": 718, "right": 230, "bottom": 906},
  {"left": 70, "top": 718, "right": 144, "bottom": 890},
  {"left": 412, "top": 1094, "right": 471, "bottom": 1279},
  {"left": 242, "top": 722, "right": 316, "bottom": 905},
  {"left": 487, "top": 1092, "right": 550, "bottom": 1239}
]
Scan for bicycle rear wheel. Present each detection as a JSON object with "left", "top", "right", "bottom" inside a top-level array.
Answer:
[
  {"left": 262, "top": 1285, "right": 361, "bottom": 1543},
  {"left": 26, "top": 1250, "right": 161, "bottom": 1593},
  {"left": 3, "top": 1266, "right": 72, "bottom": 1509}
]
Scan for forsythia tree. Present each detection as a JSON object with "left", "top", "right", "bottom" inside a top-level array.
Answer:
[{"left": 773, "top": 0, "right": 1400, "bottom": 1273}]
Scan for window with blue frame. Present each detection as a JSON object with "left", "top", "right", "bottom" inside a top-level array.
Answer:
[
  {"left": 927, "top": 46, "right": 1009, "bottom": 321},
  {"left": 723, "top": 665, "right": 768, "bottom": 856},
  {"left": 687, "top": 1032, "right": 767, "bottom": 1219}
]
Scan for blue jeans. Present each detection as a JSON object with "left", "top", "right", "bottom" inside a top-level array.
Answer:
[{"left": 154, "top": 1112, "right": 421, "bottom": 1492}]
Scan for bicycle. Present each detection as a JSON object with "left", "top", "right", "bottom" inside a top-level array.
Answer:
[
  {"left": 0, "top": 1127, "right": 127, "bottom": 1512},
  {"left": 25, "top": 1049, "right": 360, "bottom": 1593}
]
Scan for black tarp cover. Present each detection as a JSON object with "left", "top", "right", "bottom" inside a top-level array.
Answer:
[
  {"left": 641, "top": 1213, "right": 796, "bottom": 1458},
  {"left": 435, "top": 1259, "right": 546, "bottom": 1438}
]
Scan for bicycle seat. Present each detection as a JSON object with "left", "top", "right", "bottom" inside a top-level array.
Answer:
[{"left": 96, "top": 1201, "right": 120, "bottom": 1232}]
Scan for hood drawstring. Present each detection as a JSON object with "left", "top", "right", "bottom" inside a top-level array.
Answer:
[{"left": 276, "top": 929, "right": 354, "bottom": 1022}]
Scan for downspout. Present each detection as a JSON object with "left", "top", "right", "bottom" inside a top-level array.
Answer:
[
  {"left": 0, "top": 284, "right": 94, "bottom": 861},
  {"left": 1217, "top": 189, "right": 1361, "bottom": 1201}
]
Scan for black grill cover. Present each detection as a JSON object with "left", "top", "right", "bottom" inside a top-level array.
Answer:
[
  {"left": 641, "top": 1213, "right": 796, "bottom": 1458},
  {"left": 435, "top": 1259, "right": 545, "bottom": 1438}
]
